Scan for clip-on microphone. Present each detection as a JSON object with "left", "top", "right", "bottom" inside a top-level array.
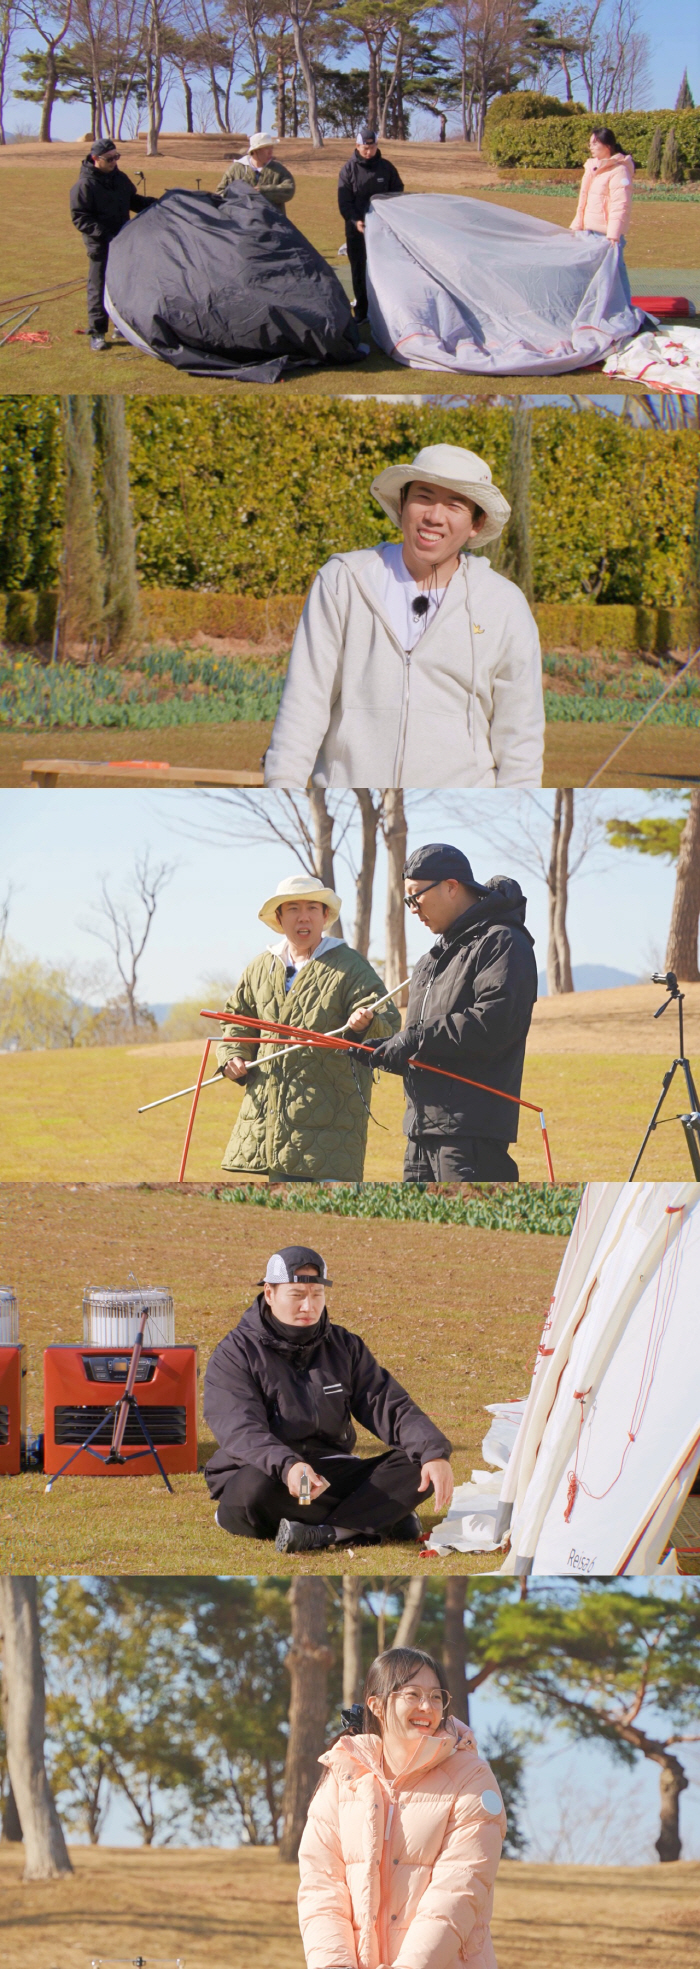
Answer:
[{"left": 411, "top": 595, "right": 430, "bottom": 619}]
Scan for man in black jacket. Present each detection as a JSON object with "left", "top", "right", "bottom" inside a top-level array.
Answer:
[
  {"left": 337, "top": 124, "right": 403, "bottom": 322},
  {"left": 203, "top": 1244, "right": 453, "bottom": 1553},
  {"left": 70, "top": 137, "right": 155, "bottom": 351},
  {"left": 358, "top": 842, "right": 538, "bottom": 1182}
]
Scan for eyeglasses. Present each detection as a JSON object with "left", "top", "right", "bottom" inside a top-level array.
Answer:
[
  {"left": 404, "top": 881, "right": 442, "bottom": 911},
  {"left": 394, "top": 1687, "right": 449, "bottom": 1710}
]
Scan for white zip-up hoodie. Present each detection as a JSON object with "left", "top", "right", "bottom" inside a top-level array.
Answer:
[{"left": 264, "top": 547, "right": 545, "bottom": 788}]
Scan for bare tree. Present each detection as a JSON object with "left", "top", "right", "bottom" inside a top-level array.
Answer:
[
  {"left": 18, "top": 0, "right": 73, "bottom": 139},
  {"left": 85, "top": 850, "right": 175, "bottom": 1029},
  {"left": 442, "top": 1578, "right": 469, "bottom": 1724},
  {"left": 279, "top": 1580, "right": 331, "bottom": 1863},
  {"left": 342, "top": 1577, "right": 364, "bottom": 1707},
  {"left": 287, "top": 0, "right": 322, "bottom": 144},
  {"left": 567, "top": 0, "right": 651, "bottom": 111},
  {"left": 382, "top": 789, "right": 408, "bottom": 1001},
  {"left": 0, "top": 882, "right": 13, "bottom": 968},
  {"left": 0, "top": 1579, "right": 72, "bottom": 1879},
  {"left": 665, "top": 792, "right": 700, "bottom": 982},
  {"left": 0, "top": 0, "right": 19, "bottom": 142},
  {"left": 393, "top": 1579, "right": 426, "bottom": 1646},
  {"left": 547, "top": 789, "right": 575, "bottom": 995},
  {"left": 353, "top": 791, "right": 383, "bottom": 957}
]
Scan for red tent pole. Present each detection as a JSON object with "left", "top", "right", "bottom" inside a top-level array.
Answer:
[{"left": 178, "top": 1039, "right": 212, "bottom": 1182}]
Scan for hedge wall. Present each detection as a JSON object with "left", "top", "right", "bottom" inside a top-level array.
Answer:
[
  {"left": 483, "top": 105, "right": 700, "bottom": 173},
  {"left": 3, "top": 591, "right": 696, "bottom": 655},
  {"left": 1, "top": 399, "right": 698, "bottom": 609}
]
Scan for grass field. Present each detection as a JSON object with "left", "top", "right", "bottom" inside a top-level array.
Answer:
[
  {"left": 2, "top": 1844, "right": 699, "bottom": 1969},
  {"left": 0, "top": 1182, "right": 563, "bottom": 1574},
  {"left": 2, "top": 986, "right": 700, "bottom": 1186},
  {"left": 1, "top": 133, "right": 697, "bottom": 396}
]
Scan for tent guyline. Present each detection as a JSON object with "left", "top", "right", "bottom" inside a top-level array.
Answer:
[
  {"left": 563, "top": 1203, "right": 686, "bottom": 1523},
  {"left": 171, "top": 1008, "right": 555, "bottom": 1183}
]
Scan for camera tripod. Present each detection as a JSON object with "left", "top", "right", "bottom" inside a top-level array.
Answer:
[
  {"left": 45, "top": 1296, "right": 174, "bottom": 1495},
  {"left": 629, "top": 972, "right": 700, "bottom": 1180}
]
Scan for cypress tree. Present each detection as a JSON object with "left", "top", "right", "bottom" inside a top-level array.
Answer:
[
  {"left": 95, "top": 395, "right": 140, "bottom": 656},
  {"left": 674, "top": 69, "right": 694, "bottom": 111},
  {"left": 500, "top": 399, "right": 534, "bottom": 604},
  {"left": 646, "top": 125, "right": 663, "bottom": 180},
  {"left": 60, "top": 396, "right": 104, "bottom": 654},
  {"left": 661, "top": 125, "right": 684, "bottom": 183}
]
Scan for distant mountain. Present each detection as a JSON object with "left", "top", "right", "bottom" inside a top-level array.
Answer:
[
  {"left": 148, "top": 1003, "right": 174, "bottom": 1024},
  {"left": 537, "top": 964, "right": 640, "bottom": 997}
]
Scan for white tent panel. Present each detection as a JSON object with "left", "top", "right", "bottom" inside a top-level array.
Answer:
[
  {"left": 365, "top": 194, "right": 643, "bottom": 375},
  {"left": 515, "top": 1189, "right": 700, "bottom": 1574}
]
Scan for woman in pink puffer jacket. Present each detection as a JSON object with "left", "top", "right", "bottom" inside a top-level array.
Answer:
[
  {"left": 298, "top": 1647, "right": 506, "bottom": 1969},
  {"left": 570, "top": 126, "right": 635, "bottom": 242}
]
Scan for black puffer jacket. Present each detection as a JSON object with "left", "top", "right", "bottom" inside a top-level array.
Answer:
[
  {"left": 337, "top": 148, "right": 404, "bottom": 224},
  {"left": 402, "top": 878, "right": 538, "bottom": 1143},
  {"left": 70, "top": 157, "right": 155, "bottom": 251},
  {"left": 203, "top": 1295, "right": 451, "bottom": 1497}
]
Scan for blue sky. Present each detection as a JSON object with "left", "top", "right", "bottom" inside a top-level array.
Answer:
[
  {"left": 5, "top": 1, "right": 698, "bottom": 143},
  {"left": 0, "top": 787, "right": 684, "bottom": 1005}
]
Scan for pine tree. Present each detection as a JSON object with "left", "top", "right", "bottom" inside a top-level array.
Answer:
[
  {"left": 674, "top": 69, "right": 694, "bottom": 111},
  {"left": 94, "top": 395, "right": 140, "bottom": 656},
  {"left": 661, "top": 125, "right": 684, "bottom": 183},
  {"left": 60, "top": 396, "right": 104, "bottom": 654},
  {"left": 646, "top": 125, "right": 663, "bottom": 180}
]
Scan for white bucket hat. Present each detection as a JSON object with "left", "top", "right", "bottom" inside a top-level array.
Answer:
[
  {"left": 247, "top": 130, "right": 275, "bottom": 152},
  {"left": 258, "top": 873, "right": 343, "bottom": 932},
  {"left": 370, "top": 444, "right": 511, "bottom": 548}
]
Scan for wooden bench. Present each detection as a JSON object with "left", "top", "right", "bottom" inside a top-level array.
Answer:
[{"left": 22, "top": 757, "right": 264, "bottom": 787}]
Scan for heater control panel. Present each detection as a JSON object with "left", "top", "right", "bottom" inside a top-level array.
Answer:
[{"left": 43, "top": 1345, "right": 199, "bottom": 1476}]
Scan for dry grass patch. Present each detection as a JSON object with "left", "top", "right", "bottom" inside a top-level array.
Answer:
[{"left": 1, "top": 1845, "right": 699, "bottom": 1969}]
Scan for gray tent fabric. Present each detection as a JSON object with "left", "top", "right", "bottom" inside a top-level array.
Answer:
[
  {"left": 104, "top": 184, "right": 362, "bottom": 382},
  {"left": 365, "top": 193, "right": 643, "bottom": 374}
]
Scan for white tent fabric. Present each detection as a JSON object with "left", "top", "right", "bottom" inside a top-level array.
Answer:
[
  {"left": 425, "top": 1183, "right": 700, "bottom": 1573},
  {"left": 365, "top": 194, "right": 643, "bottom": 375},
  {"left": 602, "top": 324, "right": 700, "bottom": 395}
]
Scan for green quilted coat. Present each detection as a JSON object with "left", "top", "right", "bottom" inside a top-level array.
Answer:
[{"left": 216, "top": 942, "right": 400, "bottom": 1179}]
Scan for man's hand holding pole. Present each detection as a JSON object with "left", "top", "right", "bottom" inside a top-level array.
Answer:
[{"left": 285, "top": 1461, "right": 330, "bottom": 1501}]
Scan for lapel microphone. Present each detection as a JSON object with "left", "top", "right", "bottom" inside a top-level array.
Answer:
[{"left": 411, "top": 595, "right": 430, "bottom": 619}]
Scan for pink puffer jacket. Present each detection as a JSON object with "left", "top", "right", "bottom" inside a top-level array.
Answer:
[
  {"left": 570, "top": 152, "right": 635, "bottom": 240},
  {"left": 298, "top": 1720, "right": 506, "bottom": 1969}
]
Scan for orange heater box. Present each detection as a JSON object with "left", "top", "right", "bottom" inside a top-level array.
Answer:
[
  {"left": 0, "top": 1346, "right": 26, "bottom": 1476},
  {"left": 43, "top": 1346, "right": 198, "bottom": 1476}
]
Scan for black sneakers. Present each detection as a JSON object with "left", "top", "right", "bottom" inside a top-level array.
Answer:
[
  {"left": 275, "top": 1518, "right": 337, "bottom": 1554},
  {"left": 391, "top": 1512, "right": 422, "bottom": 1542}
]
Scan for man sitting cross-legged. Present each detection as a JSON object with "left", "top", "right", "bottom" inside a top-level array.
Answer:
[{"left": 203, "top": 1245, "right": 453, "bottom": 1553}]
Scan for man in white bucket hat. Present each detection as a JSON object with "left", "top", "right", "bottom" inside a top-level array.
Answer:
[
  {"left": 217, "top": 131, "right": 295, "bottom": 209},
  {"left": 264, "top": 443, "right": 544, "bottom": 789},
  {"left": 215, "top": 873, "right": 400, "bottom": 1180}
]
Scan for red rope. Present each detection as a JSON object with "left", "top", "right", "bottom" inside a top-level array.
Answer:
[{"left": 563, "top": 1205, "right": 686, "bottom": 1523}]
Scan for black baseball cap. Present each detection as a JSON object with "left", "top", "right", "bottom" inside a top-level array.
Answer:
[
  {"left": 403, "top": 843, "right": 488, "bottom": 891},
  {"left": 90, "top": 137, "right": 119, "bottom": 157},
  {"left": 258, "top": 1245, "right": 332, "bottom": 1285},
  {"left": 357, "top": 124, "right": 377, "bottom": 144}
]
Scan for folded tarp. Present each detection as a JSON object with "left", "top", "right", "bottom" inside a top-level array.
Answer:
[
  {"left": 365, "top": 193, "right": 643, "bottom": 374},
  {"left": 603, "top": 323, "right": 700, "bottom": 394},
  {"left": 105, "top": 184, "right": 363, "bottom": 381}
]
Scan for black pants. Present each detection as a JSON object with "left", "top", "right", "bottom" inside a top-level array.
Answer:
[
  {"left": 345, "top": 223, "right": 368, "bottom": 319},
  {"left": 86, "top": 247, "right": 109, "bottom": 334},
  {"left": 403, "top": 1136, "right": 519, "bottom": 1182},
  {"left": 216, "top": 1447, "right": 429, "bottom": 1541}
]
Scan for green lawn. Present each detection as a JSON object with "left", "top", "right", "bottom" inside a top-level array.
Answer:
[
  {"left": 0, "top": 1036, "right": 696, "bottom": 1184},
  {"left": 0, "top": 1183, "right": 564, "bottom": 1575},
  {"left": 1, "top": 136, "right": 696, "bottom": 395}
]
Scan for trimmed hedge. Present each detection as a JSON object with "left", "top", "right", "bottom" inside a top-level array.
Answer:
[
  {"left": 1, "top": 401, "right": 698, "bottom": 610},
  {"left": 484, "top": 105, "right": 700, "bottom": 174},
  {"left": 3, "top": 591, "right": 696, "bottom": 655}
]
